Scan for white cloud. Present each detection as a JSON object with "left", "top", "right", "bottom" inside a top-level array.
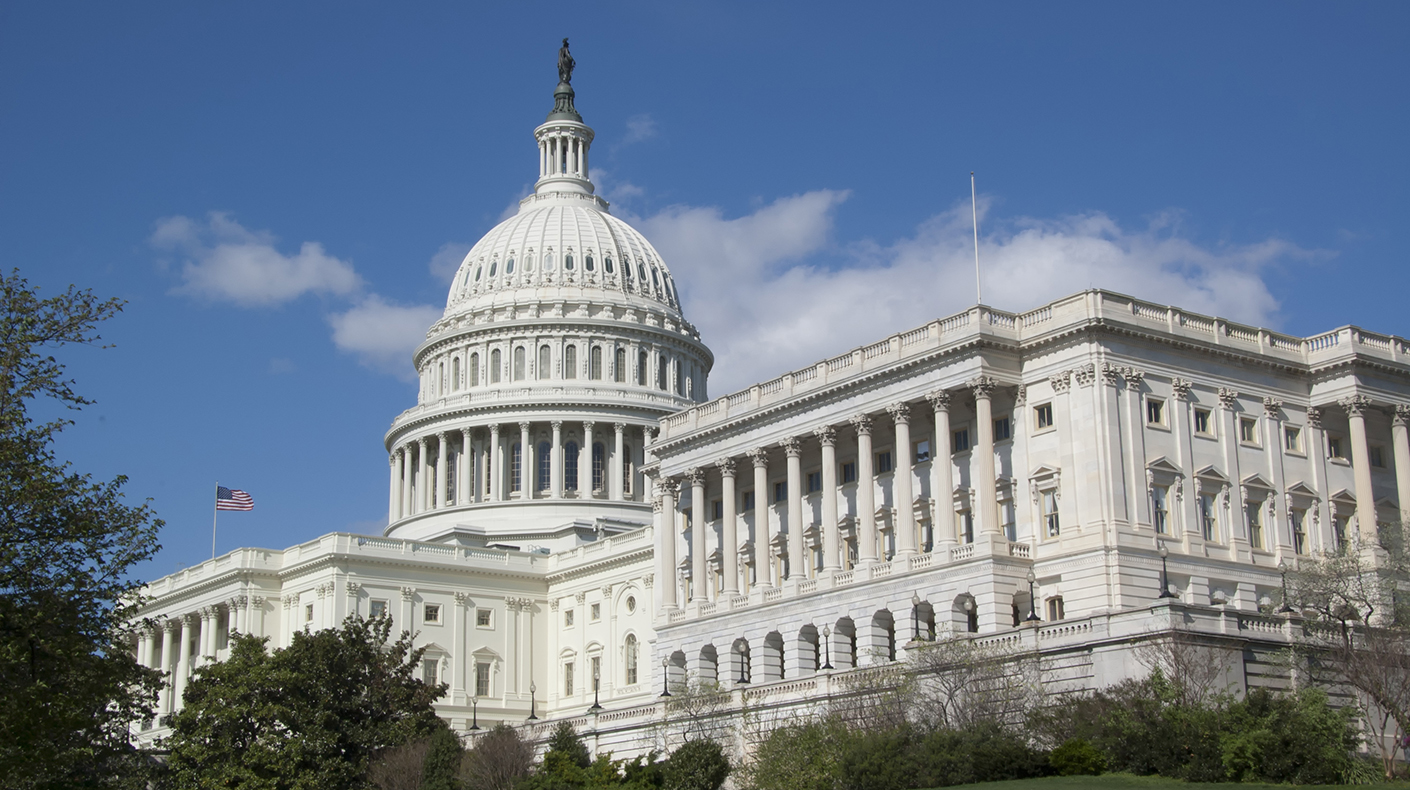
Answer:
[
  {"left": 638, "top": 191, "right": 1312, "bottom": 394},
  {"left": 429, "top": 242, "right": 473, "bottom": 283},
  {"left": 624, "top": 114, "right": 657, "bottom": 144},
  {"left": 327, "top": 295, "right": 443, "bottom": 377},
  {"left": 156, "top": 212, "right": 362, "bottom": 306}
]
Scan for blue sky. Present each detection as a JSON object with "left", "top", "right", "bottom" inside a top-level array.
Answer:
[{"left": 3, "top": 3, "right": 1406, "bottom": 581}]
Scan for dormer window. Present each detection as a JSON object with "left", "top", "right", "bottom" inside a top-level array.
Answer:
[
  {"left": 565, "top": 254, "right": 575, "bottom": 270},
  {"left": 604, "top": 255, "right": 615, "bottom": 274},
  {"left": 506, "top": 257, "right": 515, "bottom": 274},
  {"left": 585, "top": 254, "right": 595, "bottom": 271}
]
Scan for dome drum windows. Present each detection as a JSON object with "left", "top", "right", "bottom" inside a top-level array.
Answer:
[
  {"left": 589, "top": 346, "right": 603, "bottom": 380},
  {"left": 469, "top": 352, "right": 480, "bottom": 387},
  {"left": 513, "top": 347, "right": 526, "bottom": 381},
  {"left": 544, "top": 252, "right": 555, "bottom": 271},
  {"left": 585, "top": 254, "right": 595, "bottom": 272},
  {"left": 490, "top": 349, "right": 502, "bottom": 384},
  {"left": 565, "top": 253, "right": 574, "bottom": 271},
  {"left": 564, "top": 345, "right": 577, "bottom": 380}
]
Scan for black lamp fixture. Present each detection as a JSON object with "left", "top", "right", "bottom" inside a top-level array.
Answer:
[
  {"left": 738, "top": 650, "right": 750, "bottom": 684},
  {"left": 1025, "top": 568, "right": 1041, "bottom": 622},
  {"left": 821, "top": 624, "right": 833, "bottom": 670},
  {"left": 589, "top": 668, "right": 602, "bottom": 712},
  {"left": 660, "top": 656, "right": 672, "bottom": 697},
  {"left": 1157, "top": 543, "right": 1176, "bottom": 599},
  {"left": 527, "top": 681, "right": 538, "bottom": 720},
  {"left": 1278, "top": 560, "right": 1296, "bottom": 614},
  {"left": 911, "top": 592, "right": 922, "bottom": 641},
  {"left": 469, "top": 695, "right": 480, "bottom": 730}
]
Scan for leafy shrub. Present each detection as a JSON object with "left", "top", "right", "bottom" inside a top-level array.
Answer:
[
  {"left": 663, "top": 740, "right": 730, "bottom": 790},
  {"left": 1048, "top": 738, "right": 1106, "bottom": 776},
  {"left": 739, "top": 719, "right": 846, "bottom": 790},
  {"left": 422, "top": 727, "right": 464, "bottom": 790}
]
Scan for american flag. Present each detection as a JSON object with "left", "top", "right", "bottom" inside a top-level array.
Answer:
[{"left": 216, "top": 486, "right": 254, "bottom": 511}]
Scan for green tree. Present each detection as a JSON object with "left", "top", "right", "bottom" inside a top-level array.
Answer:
[
  {"left": 0, "top": 271, "right": 164, "bottom": 790},
  {"left": 163, "top": 614, "right": 446, "bottom": 789},
  {"left": 421, "top": 727, "right": 464, "bottom": 790},
  {"left": 661, "top": 740, "right": 728, "bottom": 790}
]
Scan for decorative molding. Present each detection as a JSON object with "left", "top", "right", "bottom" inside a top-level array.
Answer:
[
  {"left": 1014, "top": 384, "right": 1027, "bottom": 406},
  {"left": 1217, "top": 388, "right": 1239, "bottom": 409},
  {"left": 642, "top": 572, "right": 654, "bottom": 588},
  {"left": 549, "top": 598, "right": 559, "bottom": 611},
  {"left": 850, "top": 414, "right": 873, "bottom": 437},
  {"left": 1307, "top": 406, "right": 1323, "bottom": 429},
  {"left": 1171, "top": 378, "right": 1193, "bottom": 401},
  {"left": 886, "top": 401, "right": 911, "bottom": 424},
  {"left": 601, "top": 583, "right": 614, "bottom": 598},
  {"left": 1395, "top": 405, "right": 1410, "bottom": 427},
  {"left": 1122, "top": 367, "right": 1145, "bottom": 388},
  {"left": 1049, "top": 370, "right": 1072, "bottom": 394},
  {"left": 659, "top": 478, "right": 679, "bottom": 498},
  {"left": 814, "top": 425, "right": 836, "bottom": 447},
  {"left": 1100, "top": 362, "right": 1123, "bottom": 387},
  {"left": 685, "top": 467, "right": 706, "bottom": 487},
  {"left": 747, "top": 446, "right": 769, "bottom": 468},
  {"left": 345, "top": 582, "right": 361, "bottom": 597},
  {"left": 925, "top": 390, "right": 951, "bottom": 412},
  {"left": 400, "top": 586, "right": 416, "bottom": 601},
  {"left": 967, "top": 375, "right": 996, "bottom": 399},
  {"left": 716, "top": 456, "right": 737, "bottom": 477},
  {"left": 1262, "top": 397, "right": 1283, "bottom": 419},
  {"left": 1074, "top": 363, "right": 1097, "bottom": 388},
  {"left": 454, "top": 592, "right": 471, "bottom": 606},
  {"left": 1340, "top": 394, "right": 1373, "bottom": 418},
  {"left": 250, "top": 595, "right": 264, "bottom": 608},
  {"left": 782, "top": 436, "right": 803, "bottom": 457}
]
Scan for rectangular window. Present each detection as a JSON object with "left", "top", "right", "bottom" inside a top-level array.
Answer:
[
  {"left": 1047, "top": 597, "right": 1065, "bottom": 621},
  {"left": 1198, "top": 493, "right": 1219, "bottom": 542},
  {"left": 1333, "top": 516, "right": 1347, "bottom": 554},
  {"left": 994, "top": 417, "right": 1011, "bottom": 441},
  {"left": 712, "top": 499, "right": 723, "bottom": 520},
  {"left": 960, "top": 510, "right": 974, "bottom": 544},
  {"left": 563, "top": 662, "right": 575, "bottom": 696},
  {"left": 1042, "top": 490, "right": 1060, "bottom": 538},
  {"left": 914, "top": 439, "right": 931, "bottom": 463},
  {"left": 1194, "top": 408, "right": 1212, "bottom": 436},
  {"left": 742, "top": 491, "right": 756, "bottom": 511},
  {"left": 1328, "top": 435, "right": 1345, "bottom": 459},
  {"left": 510, "top": 444, "right": 522, "bottom": 492},
  {"left": 1001, "top": 501, "right": 1017, "bottom": 541},
  {"left": 1152, "top": 486, "right": 1169, "bottom": 534},
  {"left": 369, "top": 599, "right": 388, "bottom": 619},
  {"left": 1284, "top": 426, "right": 1303, "bottom": 453},
  {"left": 423, "top": 658, "right": 438, "bottom": 687},
  {"left": 804, "top": 471, "right": 820, "bottom": 493},
  {"left": 590, "top": 602, "right": 601, "bottom": 621},
  {"left": 475, "top": 662, "right": 491, "bottom": 696},
  {"left": 423, "top": 604, "right": 441, "bottom": 624},
  {"left": 875, "top": 451, "right": 893, "bottom": 474},
  {"left": 841, "top": 462, "right": 857, "bottom": 484},
  {"left": 1239, "top": 416, "right": 1259, "bottom": 445},
  {"left": 773, "top": 481, "right": 787, "bottom": 503},
  {"left": 564, "top": 609, "right": 575, "bottom": 627},
  {"left": 304, "top": 603, "right": 314, "bottom": 623},
  {"left": 952, "top": 428, "right": 970, "bottom": 454},
  {"left": 1372, "top": 446, "right": 1386, "bottom": 468},
  {"left": 1247, "top": 502, "right": 1264, "bottom": 550},
  {"left": 1034, "top": 403, "right": 1054, "bottom": 431},
  {"left": 476, "top": 608, "right": 492, "bottom": 628},
  {"left": 1291, "top": 509, "right": 1307, "bottom": 555},
  {"left": 1146, "top": 398, "right": 1166, "bottom": 426}
]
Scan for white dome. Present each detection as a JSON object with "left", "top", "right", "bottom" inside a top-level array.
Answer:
[{"left": 444, "top": 191, "right": 684, "bottom": 320}]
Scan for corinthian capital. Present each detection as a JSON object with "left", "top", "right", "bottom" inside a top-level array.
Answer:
[
  {"left": 814, "top": 425, "right": 837, "bottom": 447},
  {"left": 1394, "top": 404, "right": 1410, "bottom": 427},
  {"left": 925, "top": 390, "right": 951, "bottom": 412},
  {"left": 716, "top": 457, "right": 737, "bottom": 477},
  {"left": 782, "top": 436, "right": 803, "bottom": 457},
  {"left": 851, "top": 414, "right": 873, "bottom": 436},
  {"left": 685, "top": 467, "right": 706, "bottom": 487},
  {"left": 968, "top": 375, "right": 996, "bottom": 399},
  {"left": 1049, "top": 371, "right": 1071, "bottom": 394},
  {"left": 1340, "top": 394, "right": 1373, "bottom": 418},
  {"left": 886, "top": 402, "right": 911, "bottom": 424},
  {"left": 748, "top": 447, "right": 769, "bottom": 468}
]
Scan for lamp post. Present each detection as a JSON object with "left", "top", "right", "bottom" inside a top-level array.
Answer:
[
  {"left": 589, "top": 668, "right": 602, "bottom": 712},
  {"left": 911, "top": 592, "right": 922, "bottom": 642},
  {"left": 738, "top": 649, "right": 749, "bottom": 684},
  {"left": 469, "top": 695, "right": 480, "bottom": 730},
  {"left": 527, "top": 681, "right": 538, "bottom": 721},
  {"left": 822, "top": 624, "right": 833, "bottom": 670},
  {"left": 660, "top": 657, "right": 672, "bottom": 697},
  {"left": 1158, "top": 544, "right": 1176, "bottom": 599},
  {"left": 1278, "top": 560, "right": 1296, "bottom": 614},
  {"left": 1025, "top": 568, "right": 1041, "bottom": 622}
]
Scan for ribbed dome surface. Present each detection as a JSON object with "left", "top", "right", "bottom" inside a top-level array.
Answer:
[{"left": 444, "top": 193, "right": 683, "bottom": 320}]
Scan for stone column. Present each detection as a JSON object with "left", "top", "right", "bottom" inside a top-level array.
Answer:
[
  {"left": 415, "top": 437, "right": 428, "bottom": 513},
  {"left": 659, "top": 479, "right": 679, "bottom": 610},
  {"left": 853, "top": 415, "right": 878, "bottom": 563},
  {"left": 401, "top": 445, "right": 413, "bottom": 517},
  {"left": 784, "top": 437, "right": 805, "bottom": 580},
  {"left": 175, "top": 614, "right": 194, "bottom": 708},
  {"left": 197, "top": 607, "right": 214, "bottom": 665},
  {"left": 551, "top": 421, "right": 564, "bottom": 498},
  {"left": 749, "top": 448, "right": 771, "bottom": 588},
  {"left": 490, "top": 425, "right": 502, "bottom": 502},
  {"left": 1393, "top": 406, "right": 1410, "bottom": 524},
  {"left": 461, "top": 428, "right": 473, "bottom": 505},
  {"left": 389, "top": 452, "right": 400, "bottom": 523},
  {"left": 1342, "top": 395, "right": 1379, "bottom": 540},
  {"left": 888, "top": 403, "right": 917, "bottom": 556},
  {"left": 718, "top": 458, "right": 739, "bottom": 595},
  {"left": 689, "top": 468, "right": 708, "bottom": 602},
  {"left": 436, "top": 433, "right": 449, "bottom": 510},
  {"left": 580, "top": 422, "right": 594, "bottom": 498},
  {"left": 926, "top": 392, "right": 955, "bottom": 550},
  {"left": 817, "top": 426, "right": 840, "bottom": 572},
  {"left": 971, "top": 376, "right": 1000, "bottom": 536},
  {"left": 159, "top": 619, "right": 177, "bottom": 714},
  {"left": 519, "top": 422, "right": 532, "bottom": 497},
  {"left": 613, "top": 423, "right": 626, "bottom": 500},
  {"left": 137, "top": 624, "right": 154, "bottom": 670}
]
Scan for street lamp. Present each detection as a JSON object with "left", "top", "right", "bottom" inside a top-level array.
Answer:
[
  {"left": 1158, "top": 544, "right": 1176, "bottom": 599},
  {"left": 660, "top": 657, "right": 672, "bottom": 697},
  {"left": 1278, "top": 560, "right": 1296, "bottom": 614},
  {"left": 589, "top": 668, "right": 602, "bottom": 712},
  {"left": 738, "top": 648, "right": 749, "bottom": 684},
  {"left": 527, "top": 681, "right": 538, "bottom": 720},
  {"left": 1025, "top": 568, "right": 1041, "bottom": 622},
  {"left": 469, "top": 695, "right": 480, "bottom": 730},
  {"left": 911, "top": 592, "right": 922, "bottom": 641},
  {"left": 822, "top": 624, "right": 833, "bottom": 670}
]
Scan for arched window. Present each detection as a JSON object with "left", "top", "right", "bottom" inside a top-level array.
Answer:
[
  {"left": 565, "top": 441, "right": 579, "bottom": 491},
  {"left": 657, "top": 357, "right": 668, "bottom": 391},
  {"left": 592, "top": 443, "right": 606, "bottom": 491},
  {"left": 490, "top": 350, "right": 501, "bottom": 383},
  {"left": 537, "top": 441, "right": 551, "bottom": 491},
  {"left": 564, "top": 346, "right": 577, "bottom": 379},
  {"left": 538, "top": 345, "right": 551, "bottom": 380},
  {"left": 510, "top": 443, "right": 522, "bottom": 492},
  {"left": 544, "top": 253, "right": 555, "bottom": 271},
  {"left": 637, "top": 262, "right": 647, "bottom": 281},
  {"left": 565, "top": 254, "right": 574, "bottom": 271},
  {"left": 614, "top": 348, "right": 626, "bottom": 383},
  {"left": 622, "top": 444, "right": 633, "bottom": 495},
  {"left": 604, "top": 255, "right": 614, "bottom": 274},
  {"left": 506, "top": 257, "right": 515, "bottom": 274},
  {"left": 451, "top": 358, "right": 460, "bottom": 391},
  {"left": 474, "top": 265, "right": 482, "bottom": 282},
  {"left": 585, "top": 254, "right": 594, "bottom": 272},
  {"left": 470, "top": 352, "right": 480, "bottom": 387},
  {"left": 625, "top": 634, "right": 638, "bottom": 685},
  {"left": 589, "top": 347, "right": 603, "bottom": 380},
  {"left": 513, "top": 347, "right": 526, "bottom": 381},
  {"left": 525, "top": 253, "right": 535, "bottom": 271},
  {"left": 637, "top": 351, "right": 648, "bottom": 386}
]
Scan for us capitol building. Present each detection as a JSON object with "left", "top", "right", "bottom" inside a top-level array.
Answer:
[{"left": 131, "top": 52, "right": 1410, "bottom": 752}]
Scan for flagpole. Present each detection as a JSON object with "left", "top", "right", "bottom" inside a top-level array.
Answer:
[
  {"left": 971, "top": 171, "right": 982, "bottom": 306},
  {"left": 212, "top": 481, "right": 219, "bottom": 561}
]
